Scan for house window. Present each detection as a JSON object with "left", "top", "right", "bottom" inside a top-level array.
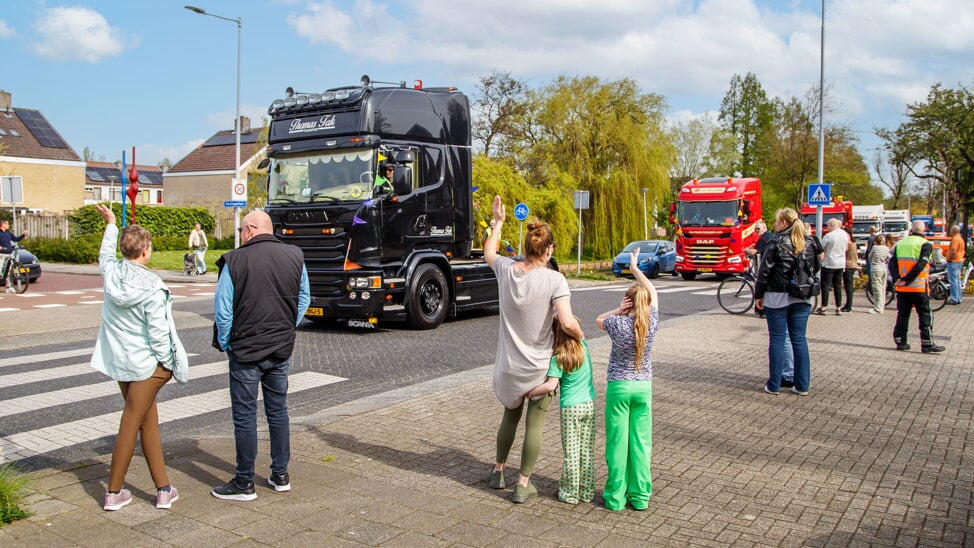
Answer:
[
  {"left": 92, "top": 187, "right": 102, "bottom": 200},
  {"left": 156, "top": 190, "right": 164, "bottom": 204},
  {"left": 142, "top": 189, "right": 150, "bottom": 204}
]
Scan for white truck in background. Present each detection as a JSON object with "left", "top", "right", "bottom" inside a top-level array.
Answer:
[
  {"left": 852, "top": 205, "right": 884, "bottom": 244},
  {"left": 883, "top": 209, "right": 911, "bottom": 241}
]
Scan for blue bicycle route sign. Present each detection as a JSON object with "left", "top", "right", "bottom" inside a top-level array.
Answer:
[{"left": 513, "top": 203, "right": 530, "bottom": 221}]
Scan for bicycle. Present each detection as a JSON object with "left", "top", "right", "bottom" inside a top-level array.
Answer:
[
  {"left": 717, "top": 257, "right": 756, "bottom": 314},
  {"left": 863, "top": 273, "right": 895, "bottom": 307},
  {"left": 2, "top": 245, "right": 30, "bottom": 294}
]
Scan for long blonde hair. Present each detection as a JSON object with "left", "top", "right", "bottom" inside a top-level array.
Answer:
[
  {"left": 626, "top": 285, "right": 652, "bottom": 372},
  {"left": 552, "top": 315, "right": 584, "bottom": 374},
  {"left": 775, "top": 207, "right": 807, "bottom": 254}
]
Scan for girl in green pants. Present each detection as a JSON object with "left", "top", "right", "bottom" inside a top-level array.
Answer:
[
  {"left": 596, "top": 247, "right": 659, "bottom": 511},
  {"left": 526, "top": 316, "right": 596, "bottom": 504}
]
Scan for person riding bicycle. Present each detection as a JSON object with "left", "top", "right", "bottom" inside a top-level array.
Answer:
[{"left": 1, "top": 219, "right": 28, "bottom": 293}]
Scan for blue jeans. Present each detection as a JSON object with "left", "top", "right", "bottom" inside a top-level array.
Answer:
[
  {"left": 764, "top": 303, "right": 811, "bottom": 392},
  {"left": 782, "top": 325, "right": 795, "bottom": 382},
  {"left": 946, "top": 262, "right": 962, "bottom": 303},
  {"left": 228, "top": 353, "right": 291, "bottom": 483}
]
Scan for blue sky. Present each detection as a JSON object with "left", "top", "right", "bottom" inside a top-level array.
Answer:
[{"left": 2, "top": 0, "right": 972, "bottom": 169}]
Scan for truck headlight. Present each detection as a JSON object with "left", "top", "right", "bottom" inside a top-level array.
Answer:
[
  {"left": 676, "top": 255, "right": 684, "bottom": 262},
  {"left": 349, "top": 276, "right": 382, "bottom": 289}
]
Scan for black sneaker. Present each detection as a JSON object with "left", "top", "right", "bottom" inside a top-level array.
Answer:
[
  {"left": 921, "top": 344, "right": 945, "bottom": 354},
  {"left": 211, "top": 477, "right": 257, "bottom": 501},
  {"left": 268, "top": 473, "right": 291, "bottom": 492},
  {"left": 780, "top": 379, "right": 795, "bottom": 388},
  {"left": 896, "top": 343, "right": 911, "bottom": 351}
]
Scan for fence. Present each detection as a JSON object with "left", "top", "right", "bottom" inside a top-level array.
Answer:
[{"left": 5, "top": 211, "right": 239, "bottom": 241}]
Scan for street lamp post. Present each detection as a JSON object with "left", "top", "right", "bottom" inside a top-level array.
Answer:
[
  {"left": 185, "top": 5, "right": 242, "bottom": 248},
  {"left": 641, "top": 188, "right": 648, "bottom": 240}
]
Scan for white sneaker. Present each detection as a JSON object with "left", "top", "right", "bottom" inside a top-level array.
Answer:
[
  {"left": 5, "top": 287, "right": 14, "bottom": 293},
  {"left": 868, "top": 309, "right": 878, "bottom": 314}
]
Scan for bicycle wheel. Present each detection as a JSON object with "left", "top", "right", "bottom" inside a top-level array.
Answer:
[
  {"left": 864, "top": 279, "right": 876, "bottom": 305},
  {"left": 9, "top": 262, "right": 29, "bottom": 294},
  {"left": 885, "top": 279, "right": 895, "bottom": 306},
  {"left": 717, "top": 276, "right": 754, "bottom": 314},
  {"left": 929, "top": 280, "right": 948, "bottom": 311}
]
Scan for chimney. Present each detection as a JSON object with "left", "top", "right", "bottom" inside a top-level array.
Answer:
[
  {"left": 0, "top": 90, "right": 10, "bottom": 112},
  {"left": 239, "top": 116, "right": 251, "bottom": 134}
]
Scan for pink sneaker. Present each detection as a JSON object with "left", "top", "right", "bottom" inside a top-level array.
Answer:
[
  {"left": 103, "top": 488, "right": 132, "bottom": 511},
  {"left": 156, "top": 485, "right": 179, "bottom": 509}
]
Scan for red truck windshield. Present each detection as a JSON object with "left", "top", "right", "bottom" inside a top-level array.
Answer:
[{"left": 679, "top": 201, "right": 740, "bottom": 227}]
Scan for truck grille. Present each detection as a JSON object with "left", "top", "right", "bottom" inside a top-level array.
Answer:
[
  {"left": 684, "top": 244, "right": 727, "bottom": 265},
  {"left": 279, "top": 231, "right": 348, "bottom": 298}
]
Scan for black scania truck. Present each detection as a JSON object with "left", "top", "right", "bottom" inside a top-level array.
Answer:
[{"left": 262, "top": 76, "right": 498, "bottom": 329}]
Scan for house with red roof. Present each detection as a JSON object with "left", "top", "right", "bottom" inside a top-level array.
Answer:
[{"left": 0, "top": 90, "right": 85, "bottom": 214}]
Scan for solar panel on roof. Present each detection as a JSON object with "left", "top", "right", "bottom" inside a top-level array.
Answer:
[
  {"left": 203, "top": 132, "right": 259, "bottom": 147},
  {"left": 17, "top": 109, "right": 68, "bottom": 149}
]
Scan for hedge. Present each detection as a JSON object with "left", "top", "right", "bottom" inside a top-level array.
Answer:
[{"left": 70, "top": 203, "right": 215, "bottom": 238}]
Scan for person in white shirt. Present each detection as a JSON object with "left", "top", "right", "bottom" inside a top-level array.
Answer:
[{"left": 814, "top": 218, "right": 849, "bottom": 316}]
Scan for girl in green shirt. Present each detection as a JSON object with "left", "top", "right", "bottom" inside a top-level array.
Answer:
[{"left": 526, "top": 315, "right": 596, "bottom": 504}]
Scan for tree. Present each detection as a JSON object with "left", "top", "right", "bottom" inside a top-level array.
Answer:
[
  {"left": 503, "top": 75, "right": 673, "bottom": 258},
  {"left": 718, "top": 73, "right": 774, "bottom": 177},
  {"left": 668, "top": 115, "right": 717, "bottom": 181},
  {"left": 870, "top": 147, "right": 915, "bottom": 209},
  {"left": 763, "top": 96, "right": 817, "bottom": 210},
  {"left": 883, "top": 82, "right": 974, "bottom": 230},
  {"left": 472, "top": 71, "right": 528, "bottom": 158}
]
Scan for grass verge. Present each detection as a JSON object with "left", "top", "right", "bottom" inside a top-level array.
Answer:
[{"left": 0, "top": 463, "right": 31, "bottom": 525}]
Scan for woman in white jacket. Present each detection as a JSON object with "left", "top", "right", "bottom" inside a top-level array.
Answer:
[{"left": 90, "top": 205, "right": 188, "bottom": 511}]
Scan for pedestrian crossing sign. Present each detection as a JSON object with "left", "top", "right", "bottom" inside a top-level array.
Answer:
[{"left": 807, "top": 183, "right": 831, "bottom": 206}]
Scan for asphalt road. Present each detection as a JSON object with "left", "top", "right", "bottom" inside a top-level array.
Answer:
[{"left": 1, "top": 271, "right": 728, "bottom": 471}]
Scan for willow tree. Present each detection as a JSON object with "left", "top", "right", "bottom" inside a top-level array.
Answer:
[{"left": 502, "top": 75, "right": 672, "bottom": 259}]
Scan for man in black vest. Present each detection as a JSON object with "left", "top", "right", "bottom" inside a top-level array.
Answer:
[{"left": 211, "top": 211, "right": 310, "bottom": 501}]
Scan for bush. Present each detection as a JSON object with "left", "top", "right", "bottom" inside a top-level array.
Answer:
[
  {"left": 0, "top": 463, "right": 31, "bottom": 524},
  {"left": 70, "top": 204, "right": 215, "bottom": 238},
  {"left": 29, "top": 234, "right": 102, "bottom": 263}
]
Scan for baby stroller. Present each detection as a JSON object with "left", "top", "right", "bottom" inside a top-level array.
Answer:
[{"left": 184, "top": 252, "right": 197, "bottom": 276}]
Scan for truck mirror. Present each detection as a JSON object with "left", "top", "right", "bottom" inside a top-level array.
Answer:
[
  {"left": 257, "top": 158, "right": 270, "bottom": 170},
  {"left": 395, "top": 150, "right": 415, "bottom": 164},
  {"left": 392, "top": 167, "right": 412, "bottom": 196}
]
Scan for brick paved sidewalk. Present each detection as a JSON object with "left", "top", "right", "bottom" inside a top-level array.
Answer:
[{"left": 2, "top": 301, "right": 972, "bottom": 546}]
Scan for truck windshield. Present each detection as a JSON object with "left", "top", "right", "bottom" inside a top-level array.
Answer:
[
  {"left": 802, "top": 213, "right": 845, "bottom": 227},
  {"left": 884, "top": 221, "right": 908, "bottom": 233},
  {"left": 678, "top": 201, "right": 740, "bottom": 227},
  {"left": 853, "top": 221, "right": 880, "bottom": 235},
  {"left": 267, "top": 149, "right": 376, "bottom": 205}
]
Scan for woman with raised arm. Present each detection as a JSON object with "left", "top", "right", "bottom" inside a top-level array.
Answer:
[{"left": 484, "top": 195, "right": 583, "bottom": 503}]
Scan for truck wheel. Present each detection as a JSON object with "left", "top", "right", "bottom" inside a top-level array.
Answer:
[
  {"left": 406, "top": 263, "right": 449, "bottom": 329},
  {"left": 681, "top": 272, "right": 697, "bottom": 281}
]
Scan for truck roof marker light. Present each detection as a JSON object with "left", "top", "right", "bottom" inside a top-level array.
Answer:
[
  {"left": 284, "top": 97, "right": 296, "bottom": 107},
  {"left": 296, "top": 95, "right": 309, "bottom": 106},
  {"left": 309, "top": 93, "right": 321, "bottom": 104},
  {"left": 692, "top": 179, "right": 699, "bottom": 184},
  {"left": 323, "top": 91, "right": 335, "bottom": 101},
  {"left": 414, "top": 80, "right": 423, "bottom": 89},
  {"left": 335, "top": 90, "right": 350, "bottom": 100}
]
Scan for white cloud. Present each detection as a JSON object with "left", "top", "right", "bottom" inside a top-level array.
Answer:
[
  {"left": 0, "top": 20, "right": 15, "bottom": 39},
  {"left": 31, "top": 7, "right": 125, "bottom": 63}
]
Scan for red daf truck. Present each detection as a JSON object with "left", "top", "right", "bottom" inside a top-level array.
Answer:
[
  {"left": 800, "top": 198, "right": 853, "bottom": 236},
  {"left": 669, "top": 177, "right": 762, "bottom": 280}
]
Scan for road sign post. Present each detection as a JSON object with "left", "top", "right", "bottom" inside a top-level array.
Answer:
[
  {"left": 1, "top": 175, "right": 24, "bottom": 233},
  {"left": 513, "top": 202, "right": 529, "bottom": 256},
  {"left": 573, "top": 191, "right": 590, "bottom": 275}
]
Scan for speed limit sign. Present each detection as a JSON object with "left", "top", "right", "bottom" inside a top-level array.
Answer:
[{"left": 231, "top": 178, "right": 247, "bottom": 202}]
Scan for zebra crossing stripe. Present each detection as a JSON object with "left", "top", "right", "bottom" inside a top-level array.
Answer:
[
  {"left": 0, "top": 371, "right": 346, "bottom": 462},
  {"left": 0, "top": 361, "right": 230, "bottom": 418},
  {"left": 2, "top": 353, "right": 200, "bottom": 387},
  {"left": 0, "top": 348, "right": 92, "bottom": 368}
]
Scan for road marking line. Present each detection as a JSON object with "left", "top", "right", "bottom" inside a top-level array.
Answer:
[
  {"left": 692, "top": 290, "right": 720, "bottom": 296},
  {"left": 0, "top": 361, "right": 230, "bottom": 418},
  {"left": 0, "top": 307, "right": 19, "bottom": 312},
  {"left": 0, "top": 348, "right": 93, "bottom": 368},
  {"left": 33, "top": 304, "right": 67, "bottom": 309},
  {"left": 0, "top": 372, "right": 346, "bottom": 462},
  {"left": 11, "top": 293, "right": 42, "bottom": 298},
  {"left": 80, "top": 301, "right": 103, "bottom": 304},
  {"left": 55, "top": 291, "right": 85, "bottom": 295}
]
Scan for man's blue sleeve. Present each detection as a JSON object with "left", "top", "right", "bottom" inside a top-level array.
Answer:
[
  {"left": 214, "top": 266, "right": 235, "bottom": 350},
  {"left": 297, "top": 266, "right": 310, "bottom": 324}
]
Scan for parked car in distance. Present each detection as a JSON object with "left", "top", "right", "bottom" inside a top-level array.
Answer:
[
  {"left": 12, "top": 247, "right": 42, "bottom": 282},
  {"left": 612, "top": 240, "right": 677, "bottom": 279}
]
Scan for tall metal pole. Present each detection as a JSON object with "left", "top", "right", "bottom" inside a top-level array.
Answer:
[
  {"left": 641, "top": 188, "right": 648, "bottom": 240},
  {"left": 186, "top": 5, "right": 242, "bottom": 248},
  {"left": 815, "top": 0, "right": 826, "bottom": 237}
]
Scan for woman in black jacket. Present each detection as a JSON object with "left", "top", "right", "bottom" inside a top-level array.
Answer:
[{"left": 754, "top": 208, "right": 823, "bottom": 396}]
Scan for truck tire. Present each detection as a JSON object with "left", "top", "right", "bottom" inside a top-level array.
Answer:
[
  {"left": 681, "top": 272, "right": 697, "bottom": 281},
  {"left": 406, "top": 263, "right": 449, "bottom": 329}
]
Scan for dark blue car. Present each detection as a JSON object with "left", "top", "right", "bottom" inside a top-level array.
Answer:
[{"left": 612, "top": 240, "right": 677, "bottom": 279}]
